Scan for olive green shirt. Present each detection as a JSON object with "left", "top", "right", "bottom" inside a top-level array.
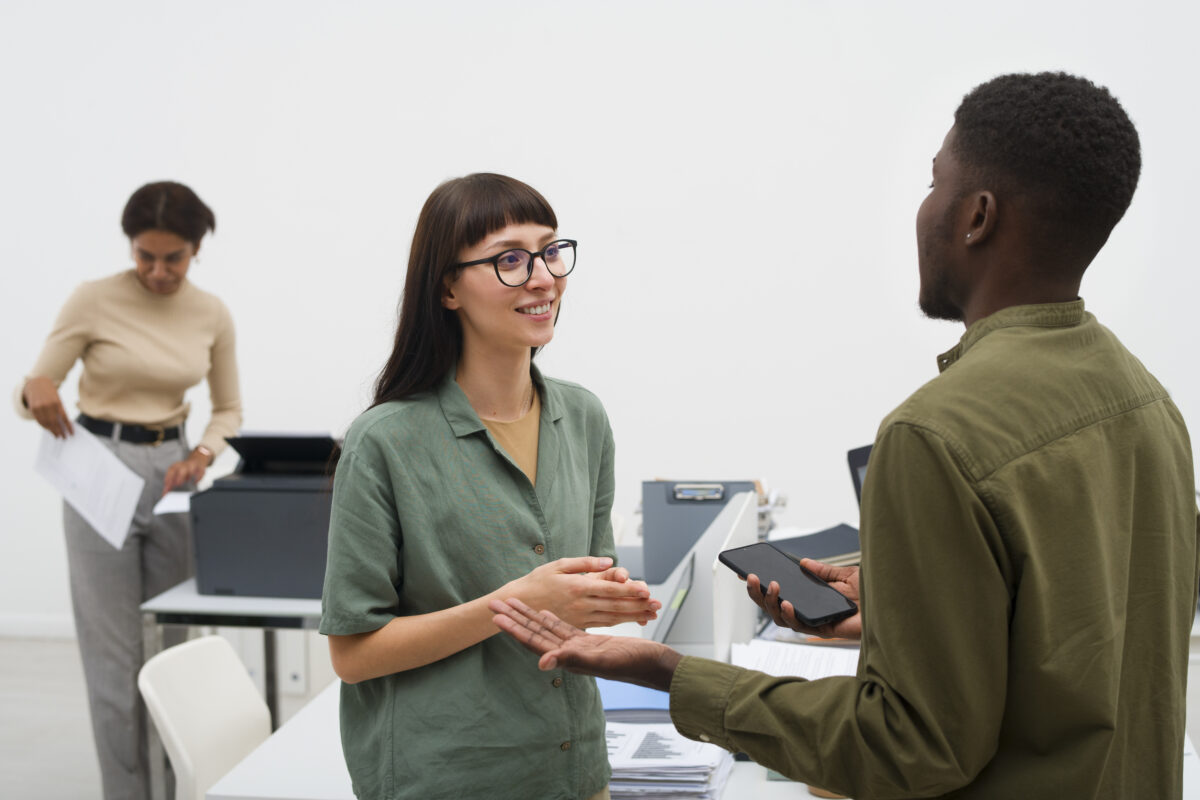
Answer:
[
  {"left": 671, "top": 301, "right": 1200, "bottom": 799},
  {"left": 320, "top": 367, "right": 615, "bottom": 800}
]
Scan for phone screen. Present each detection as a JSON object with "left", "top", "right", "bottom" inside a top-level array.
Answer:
[{"left": 718, "top": 542, "right": 857, "bottom": 626}]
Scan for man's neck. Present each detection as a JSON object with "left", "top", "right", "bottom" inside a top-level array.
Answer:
[{"left": 962, "top": 268, "right": 1082, "bottom": 328}]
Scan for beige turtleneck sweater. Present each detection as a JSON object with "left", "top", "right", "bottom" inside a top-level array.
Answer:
[{"left": 15, "top": 269, "right": 242, "bottom": 456}]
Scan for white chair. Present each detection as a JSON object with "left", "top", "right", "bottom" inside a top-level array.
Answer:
[{"left": 138, "top": 635, "right": 272, "bottom": 800}]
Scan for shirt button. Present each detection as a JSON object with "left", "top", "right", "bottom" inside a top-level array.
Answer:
[
  {"left": 552, "top": 677, "right": 563, "bottom": 688},
  {"left": 699, "top": 734, "right": 711, "bottom": 742},
  {"left": 560, "top": 741, "right": 571, "bottom": 751},
  {"left": 533, "top": 544, "right": 545, "bottom": 555}
]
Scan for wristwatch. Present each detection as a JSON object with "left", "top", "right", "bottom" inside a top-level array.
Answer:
[{"left": 194, "top": 444, "right": 215, "bottom": 465}]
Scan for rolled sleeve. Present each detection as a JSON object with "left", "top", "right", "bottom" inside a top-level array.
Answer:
[
  {"left": 320, "top": 446, "right": 403, "bottom": 635},
  {"left": 669, "top": 656, "right": 743, "bottom": 750}
]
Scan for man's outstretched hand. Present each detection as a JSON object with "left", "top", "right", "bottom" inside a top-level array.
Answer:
[{"left": 489, "top": 597, "right": 682, "bottom": 692}]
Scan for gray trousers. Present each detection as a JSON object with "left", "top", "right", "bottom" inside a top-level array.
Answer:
[{"left": 63, "top": 430, "right": 194, "bottom": 800}]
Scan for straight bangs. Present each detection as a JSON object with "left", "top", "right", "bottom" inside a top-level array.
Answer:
[{"left": 450, "top": 174, "right": 558, "bottom": 250}]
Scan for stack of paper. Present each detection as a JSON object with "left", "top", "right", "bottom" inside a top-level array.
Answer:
[{"left": 606, "top": 722, "right": 733, "bottom": 799}]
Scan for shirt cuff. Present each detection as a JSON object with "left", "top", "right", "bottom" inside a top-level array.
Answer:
[
  {"left": 668, "top": 655, "right": 743, "bottom": 752},
  {"left": 13, "top": 382, "right": 34, "bottom": 420}
]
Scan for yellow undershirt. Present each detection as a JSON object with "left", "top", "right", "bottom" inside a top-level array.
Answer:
[{"left": 481, "top": 389, "right": 541, "bottom": 486}]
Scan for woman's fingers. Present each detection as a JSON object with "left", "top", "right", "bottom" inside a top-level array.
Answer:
[
  {"left": 586, "top": 576, "right": 652, "bottom": 599},
  {"left": 552, "top": 556, "right": 614, "bottom": 575}
]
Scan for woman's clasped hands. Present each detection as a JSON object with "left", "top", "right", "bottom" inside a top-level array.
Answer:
[{"left": 501, "top": 556, "right": 661, "bottom": 630}]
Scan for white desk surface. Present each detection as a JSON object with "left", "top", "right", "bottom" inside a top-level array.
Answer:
[
  {"left": 210, "top": 679, "right": 1200, "bottom": 800},
  {"left": 210, "top": 680, "right": 820, "bottom": 800},
  {"left": 141, "top": 578, "right": 322, "bottom": 623}
]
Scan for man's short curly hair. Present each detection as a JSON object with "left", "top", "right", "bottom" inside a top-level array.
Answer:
[{"left": 953, "top": 72, "right": 1141, "bottom": 264}]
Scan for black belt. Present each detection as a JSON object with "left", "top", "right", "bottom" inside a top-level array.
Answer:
[{"left": 77, "top": 414, "right": 181, "bottom": 445}]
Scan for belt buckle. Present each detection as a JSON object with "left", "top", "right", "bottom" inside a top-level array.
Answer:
[{"left": 148, "top": 426, "right": 165, "bottom": 447}]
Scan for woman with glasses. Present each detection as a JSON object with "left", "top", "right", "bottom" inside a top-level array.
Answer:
[{"left": 320, "top": 173, "right": 658, "bottom": 800}]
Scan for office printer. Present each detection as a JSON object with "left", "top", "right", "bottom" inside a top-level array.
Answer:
[{"left": 191, "top": 435, "right": 339, "bottom": 599}]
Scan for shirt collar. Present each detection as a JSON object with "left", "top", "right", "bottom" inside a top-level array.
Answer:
[
  {"left": 437, "top": 362, "right": 563, "bottom": 438},
  {"left": 936, "top": 299, "right": 1087, "bottom": 373}
]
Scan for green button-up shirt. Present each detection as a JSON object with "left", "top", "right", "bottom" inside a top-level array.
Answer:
[
  {"left": 671, "top": 301, "right": 1200, "bottom": 799},
  {"left": 320, "top": 366, "right": 615, "bottom": 800}
]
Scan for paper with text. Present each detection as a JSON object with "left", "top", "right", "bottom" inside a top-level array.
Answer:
[
  {"left": 605, "top": 722, "right": 733, "bottom": 797},
  {"left": 34, "top": 428, "right": 144, "bottom": 549}
]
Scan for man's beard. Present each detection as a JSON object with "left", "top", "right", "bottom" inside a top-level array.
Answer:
[{"left": 918, "top": 264, "right": 964, "bottom": 322}]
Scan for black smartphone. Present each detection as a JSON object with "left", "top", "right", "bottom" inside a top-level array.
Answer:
[{"left": 718, "top": 542, "right": 858, "bottom": 627}]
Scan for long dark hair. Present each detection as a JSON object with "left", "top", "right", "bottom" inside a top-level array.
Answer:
[{"left": 371, "top": 173, "right": 558, "bottom": 408}]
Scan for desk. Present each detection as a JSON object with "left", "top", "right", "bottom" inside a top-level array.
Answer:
[
  {"left": 210, "top": 680, "right": 1200, "bottom": 800},
  {"left": 208, "top": 680, "right": 814, "bottom": 800},
  {"left": 141, "top": 577, "right": 322, "bottom": 727}
]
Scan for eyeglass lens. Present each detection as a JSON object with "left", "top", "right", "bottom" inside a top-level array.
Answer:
[{"left": 495, "top": 241, "right": 576, "bottom": 286}]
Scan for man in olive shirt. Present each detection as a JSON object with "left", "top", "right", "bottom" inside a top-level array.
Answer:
[{"left": 492, "top": 72, "right": 1200, "bottom": 798}]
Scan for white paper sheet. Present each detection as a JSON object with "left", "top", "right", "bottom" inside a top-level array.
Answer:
[
  {"left": 153, "top": 491, "right": 193, "bottom": 515},
  {"left": 34, "top": 428, "right": 145, "bottom": 549},
  {"left": 730, "top": 639, "right": 860, "bottom": 680}
]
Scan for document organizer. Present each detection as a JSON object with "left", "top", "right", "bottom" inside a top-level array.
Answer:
[
  {"left": 192, "top": 435, "right": 340, "bottom": 599},
  {"left": 641, "top": 479, "right": 757, "bottom": 584}
]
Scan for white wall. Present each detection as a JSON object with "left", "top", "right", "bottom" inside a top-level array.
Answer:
[{"left": 2, "top": 0, "right": 1197, "bottom": 635}]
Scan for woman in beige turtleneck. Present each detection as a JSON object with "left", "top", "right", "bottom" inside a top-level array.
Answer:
[{"left": 17, "top": 181, "right": 242, "bottom": 800}]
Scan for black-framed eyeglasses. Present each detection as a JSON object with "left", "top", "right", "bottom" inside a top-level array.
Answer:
[{"left": 453, "top": 239, "right": 577, "bottom": 287}]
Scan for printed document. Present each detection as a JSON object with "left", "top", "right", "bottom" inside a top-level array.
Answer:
[
  {"left": 34, "top": 428, "right": 144, "bottom": 549},
  {"left": 606, "top": 722, "right": 733, "bottom": 798}
]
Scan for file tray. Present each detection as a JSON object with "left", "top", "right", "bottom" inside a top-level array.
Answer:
[{"left": 641, "top": 479, "right": 757, "bottom": 583}]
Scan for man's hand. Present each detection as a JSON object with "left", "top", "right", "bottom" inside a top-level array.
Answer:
[
  {"left": 747, "top": 558, "right": 863, "bottom": 640},
  {"left": 490, "top": 596, "right": 681, "bottom": 692}
]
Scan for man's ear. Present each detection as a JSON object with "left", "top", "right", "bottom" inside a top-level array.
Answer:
[{"left": 964, "top": 191, "right": 996, "bottom": 247}]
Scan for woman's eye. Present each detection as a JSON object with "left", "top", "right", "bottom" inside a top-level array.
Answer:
[{"left": 497, "top": 251, "right": 524, "bottom": 270}]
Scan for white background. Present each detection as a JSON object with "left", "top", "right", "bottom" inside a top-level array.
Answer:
[{"left": 2, "top": 0, "right": 1197, "bottom": 635}]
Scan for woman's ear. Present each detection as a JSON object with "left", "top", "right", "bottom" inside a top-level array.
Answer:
[{"left": 441, "top": 281, "right": 460, "bottom": 311}]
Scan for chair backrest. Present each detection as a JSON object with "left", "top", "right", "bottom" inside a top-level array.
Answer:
[{"left": 138, "top": 635, "right": 272, "bottom": 800}]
